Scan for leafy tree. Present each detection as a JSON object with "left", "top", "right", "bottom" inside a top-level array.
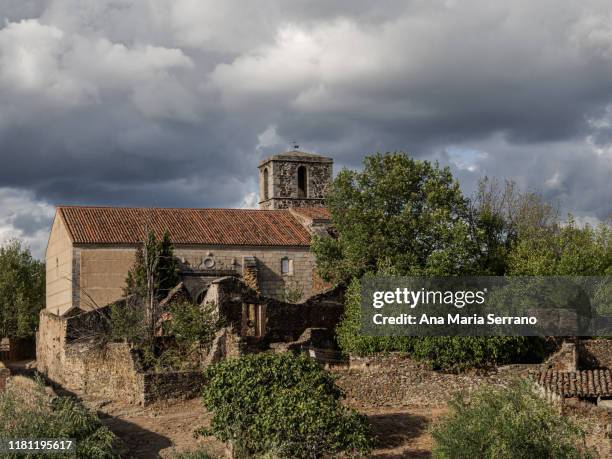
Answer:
[
  {"left": 312, "top": 153, "right": 479, "bottom": 283},
  {"left": 508, "top": 216, "right": 611, "bottom": 276},
  {"left": 158, "top": 231, "right": 180, "bottom": 297},
  {"left": 337, "top": 277, "right": 544, "bottom": 370},
  {"left": 124, "top": 229, "right": 179, "bottom": 300},
  {"left": 198, "top": 353, "right": 373, "bottom": 458},
  {"left": 432, "top": 380, "right": 595, "bottom": 458},
  {"left": 0, "top": 240, "right": 44, "bottom": 339},
  {"left": 470, "top": 177, "right": 559, "bottom": 275},
  {"left": 169, "top": 301, "right": 222, "bottom": 350}
]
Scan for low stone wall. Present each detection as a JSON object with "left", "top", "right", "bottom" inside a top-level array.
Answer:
[
  {"left": 36, "top": 309, "right": 204, "bottom": 406},
  {"left": 142, "top": 371, "right": 204, "bottom": 405}
]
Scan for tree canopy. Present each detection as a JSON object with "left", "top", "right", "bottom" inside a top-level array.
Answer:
[
  {"left": 0, "top": 240, "right": 44, "bottom": 339},
  {"left": 124, "top": 229, "right": 180, "bottom": 300},
  {"left": 312, "top": 153, "right": 479, "bottom": 283}
]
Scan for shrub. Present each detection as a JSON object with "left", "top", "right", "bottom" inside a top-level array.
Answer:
[
  {"left": 199, "top": 353, "right": 373, "bottom": 458},
  {"left": 169, "top": 301, "right": 222, "bottom": 350},
  {"left": 337, "top": 277, "right": 547, "bottom": 370},
  {"left": 431, "top": 380, "right": 596, "bottom": 459},
  {"left": 0, "top": 377, "right": 118, "bottom": 458}
]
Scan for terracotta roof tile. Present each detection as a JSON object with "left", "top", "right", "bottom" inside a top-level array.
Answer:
[
  {"left": 289, "top": 207, "right": 331, "bottom": 220},
  {"left": 58, "top": 206, "right": 312, "bottom": 246},
  {"left": 531, "top": 369, "right": 612, "bottom": 398}
]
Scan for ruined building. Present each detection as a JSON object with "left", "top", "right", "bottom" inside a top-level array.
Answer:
[{"left": 37, "top": 150, "right": 342, "bottom": 404}]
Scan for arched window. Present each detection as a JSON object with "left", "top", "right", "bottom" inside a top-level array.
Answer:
[
  {"left": 297, "top": 166, "right": 307, "bottom": 198},
  {"left": 263, "top": 168, "right": 269, "bottom": 200}
]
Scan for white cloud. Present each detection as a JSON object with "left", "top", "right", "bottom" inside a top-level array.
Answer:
[
  {"left": 0, "top": 188, "right": 54, "bottom": 259},
  {"left": 0, "top": 18, "right": 196, "bottom": 121},
  {"left": 240, "top": 192, "right": 258, "bottom": 209}
]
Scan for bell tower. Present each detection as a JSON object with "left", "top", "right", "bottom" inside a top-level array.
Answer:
[{"left": 258, "top": 150, "right": 333, "bottom": 210}]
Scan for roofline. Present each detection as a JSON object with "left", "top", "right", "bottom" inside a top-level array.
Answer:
[
  {"left": 72, "top": 242, "right": 312, "bottom": 249},
  {"left": 55, "top": 205, "right": 293, "bottom": 212},
  {"left": 258, "top": 155, "right": 333, "bottom": 167},
  {"left": 45, "top": 209, "right": 75, "bottom": 260}
]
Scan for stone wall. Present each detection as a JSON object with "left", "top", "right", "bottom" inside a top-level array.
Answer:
[
  {"left": 36, "top": 309, "right": 203, "bottom": 406},
  {"left": 142, "top": 371, "right": 204, "bottom": 405},
  {"left": 258, "top": 154, "right": 332, "bottom": 210},
  {"left": 264, "top": 287, "right": 345, "bottom": 341},
  {"left": 66, "top": 244, "right": 318, "bottom": 312}
]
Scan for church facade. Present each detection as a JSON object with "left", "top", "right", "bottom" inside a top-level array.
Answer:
[{"left": 45, "top": 151, "right": 333, "bottom": 316}]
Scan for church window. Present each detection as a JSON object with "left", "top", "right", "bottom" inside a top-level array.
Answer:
[
  {"left": 281, "top": 257, "right": 293, "bottom": 275},
  {"left": 297, "top": 166, "right": 307, "bottom": 198},
  {"left": 263, "top": 168, "right": 269, "bottom": 200}
]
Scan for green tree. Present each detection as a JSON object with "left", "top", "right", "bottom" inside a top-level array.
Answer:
[
  {"left": 124, "top": 229, "right": 179, "bottom": 300},
  {"left": 0, "top": 240, "right": 44, "bottom": 339},
  {"left": 432, "top": 380, "right": 595, "bottom": 458},
  {"left": 470, "top": 177, "right": 559, "bottom": 275},
  {"left": 198, "top": 353, "right": 373, "bottom": 458},
  {"left": 312, "top": 153, "right": 479, "bottom": 283},
  {"left": 337, "top": 277, "right": 543, "bottom": 370},
  {"left": 508, "top": 216, "right": 611, "bottom": 276}
]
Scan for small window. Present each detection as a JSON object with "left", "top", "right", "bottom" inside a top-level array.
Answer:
[
  {"left": 263, "top": 168, "right": 269, "bottom": 200},
  {"left": 297, "top": 166, "right": 307, "bottom": 198},
  {"left": 281, "top": 257, "right": 293, "bottom": 275}
]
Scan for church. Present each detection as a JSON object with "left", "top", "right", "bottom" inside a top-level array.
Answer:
[{"left": 44, "top": 150, "right": 334, "bottom": 316}]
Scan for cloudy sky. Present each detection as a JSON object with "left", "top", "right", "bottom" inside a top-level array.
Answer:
[{"left": 1, "top": 0, "right": 612, "bottom": 258}]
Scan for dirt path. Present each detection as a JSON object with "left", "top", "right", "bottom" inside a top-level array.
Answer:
[
  {"left": 97, "top": 398, "right": 441, "bottom": 458},
  {"left": 98, "top": 399, "right": 226, "bottom": 458}
]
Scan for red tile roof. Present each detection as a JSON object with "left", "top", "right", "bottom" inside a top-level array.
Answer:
[
  {"left": 58, "top": 206, "right": 313, "bottom": 246},
  {"left": 289, "top": 207, "right": 331, "bottom": 220},
  {"left": 531, "top": 369, "right": 612, "bottom": 398}
]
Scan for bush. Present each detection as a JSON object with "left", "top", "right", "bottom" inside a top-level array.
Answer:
[
  {"left": 337, "top": 277, "right": 547, "bottom": 370},
  {"left": 199, "top": 353, "right": 373, "bottom": 458},
  {"left": 169, "top": 301, "right": 222, "bottom": 350},
  {"left": 0, "top": 377, "right": 118, "bottom": 458},
  {"left": 431, "top": 380, "right": 595, "bottom": 459}
]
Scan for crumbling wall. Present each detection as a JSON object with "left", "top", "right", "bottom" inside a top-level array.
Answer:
[
  {"left": 212, "top": 279, "right": 345, "bottom": 342},
  {"left": 36, "top": 309, "right": 203, "bottom": 405}
]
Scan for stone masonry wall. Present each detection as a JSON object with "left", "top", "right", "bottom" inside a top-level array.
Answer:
[
  {"left": 37, "top": 310, "right": 203, "bottom": 405},
  {"left": 67, "top": 244, "right": 318, "bottom": 312},
  {"left": 259, "top": 156, "right": 332, "bottom": 209}
]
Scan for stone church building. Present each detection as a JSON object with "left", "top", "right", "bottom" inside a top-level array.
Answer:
[{"left": 44, "top": 150, "right": 334, "bottom": 316}]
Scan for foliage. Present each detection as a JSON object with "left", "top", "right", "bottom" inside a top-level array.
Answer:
[
  {"left": 431, "top": 380, "right": 595, "bottom": 458},
  {"left": 312, "top": 153, "right": 479, "bottom": 284},
  {"left": 470, "top": 177, "right": 560, "bottom": 275},
  {"left": 0, "top": 240, "right": 45, "bottom": 339},
  {"left": 336, "top": 278, "right": 546, "bottom": 370},
  {"left": 169, "top": 301, "right": 222, "bottom": 350},
  {"left": 0, "top": 377, "right": 118, "bottom": 458},
  {"left": 108, "top": 298, "right": 146, "bottom": 343},
  {"left": 508, "top": 216, "right": 612, "bottom": 277},
  {"left": 198, "top": 352, "right": 373, "bottom": 458},
  {"left": 124, "top": 229, "right": 179, "bottom": 300}
]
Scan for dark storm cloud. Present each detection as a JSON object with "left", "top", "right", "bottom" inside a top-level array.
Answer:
[{"left": 1, "top": 0, "right": 612, "bottom": 257}]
